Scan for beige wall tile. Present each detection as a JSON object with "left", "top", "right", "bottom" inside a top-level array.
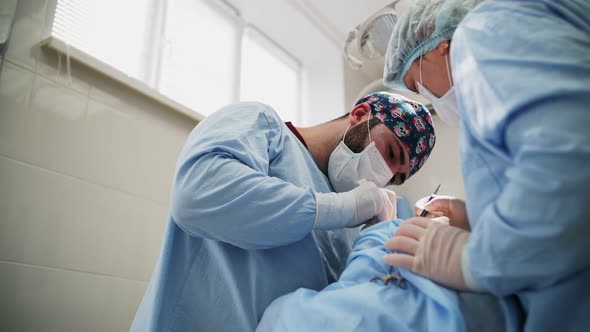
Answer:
[
  {"left": 0, "top": 62, "right": 35, "bottom": 161},
  {"left": 0, "top": 70, "right": 191, "bottom": 205},
  {"left": 25, "top": 74, "right": 89, "bottom": 167},
  {"left": 82, "top": 99, "right": 188, "bottom": 205},
  {"left": 0, "top": 261, "right": 147, "bottom": 332},
  {"left": 0, "top": 156, "right": 168, "bottom": 281}
]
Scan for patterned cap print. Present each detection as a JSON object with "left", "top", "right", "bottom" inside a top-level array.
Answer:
[{"left": 355, "top": 92, "right": 435, "bottom": 177}]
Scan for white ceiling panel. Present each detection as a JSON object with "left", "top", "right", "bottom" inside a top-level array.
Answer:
[
  {"left": 290, "top": 0, "right": 415, "bottom": 80},
  {"left": 299, "top": 0, "right": 391, "bottom": 36}
]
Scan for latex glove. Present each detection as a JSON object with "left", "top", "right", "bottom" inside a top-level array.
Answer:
[
  {"left": 354, "top": 181, "right": 397, "bottom": 226},
  {"left": 315, "top": 181, "right": 396, "bottom": 230},
  {"left": 362, "top": 188, "right": 398, "bottom": 230},
  {"left": 422, "top": 196, "right": 470, "bottom": 231},
  {"left": 382, "top": 217, "right": 471, "bottom": 291}
]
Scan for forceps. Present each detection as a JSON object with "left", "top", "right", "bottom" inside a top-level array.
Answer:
[{"left": 370, "top": 266, "right": 406, "bottom": 288}]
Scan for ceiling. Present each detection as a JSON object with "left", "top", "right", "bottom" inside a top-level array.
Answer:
[
  {"left": 295, "top": 0, "right": 413, "bottom": 42},
  {"left": 289, "top": 0, "right": 429, "bottom": 105}
]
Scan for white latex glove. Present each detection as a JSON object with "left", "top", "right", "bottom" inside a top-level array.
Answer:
[
  {"left": 354, "top": 181, "right": 397, "bottom": 225},
  {"left": 315, "top": 181, "right": 396, "bottom": 230},
  {"left": 423, "top": 196, "right": 470, "bottom": 231},
  {"left": 382, "top": 217, "right": 471, "bottom": 291}
]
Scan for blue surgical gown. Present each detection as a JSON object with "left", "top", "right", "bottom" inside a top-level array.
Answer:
[
  {"left": 130, "top": 102, "right": 358, "bottom": 331},
  {"left": 452, "top": 0, "right": 590, "bottom": 330},
  {"left": 257, "top": 220, "right": 522, "bottom": 332}
]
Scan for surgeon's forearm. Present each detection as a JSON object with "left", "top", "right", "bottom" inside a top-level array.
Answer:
[{"left": 314, "top": 192, "right": 356, "bottom": 230}]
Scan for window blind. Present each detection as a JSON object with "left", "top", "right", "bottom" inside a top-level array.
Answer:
[{"left": 51, "top": 0, "right": 156, "bottom": 80}]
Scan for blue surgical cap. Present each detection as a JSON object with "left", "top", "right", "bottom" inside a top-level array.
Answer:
[{"left": 383, "top": 0, "right": 483, "bottom": 90}]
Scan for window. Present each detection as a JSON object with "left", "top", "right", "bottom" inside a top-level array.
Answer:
[
  {"left": 240, "top": 28, "right": 301, "bottom": 122},
  {"left": 51, "top": 0, "right": 157, "bottom": 81},
  {"left": 158, "top": 0, "right": 240, "bottom": 114},
  {"left": 50, "top": 0, "right": 301, "bottom": 119}
]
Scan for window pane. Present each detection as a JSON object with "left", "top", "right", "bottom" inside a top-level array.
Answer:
[
  {"left": 240, "top": 28, "right": 300, "bottom": 122},
  {"left": 158, "top": 0, "right": 239, "bottom": 116},
  {"left": 52, "top": 0, "right": 155, "bottom": 80}
]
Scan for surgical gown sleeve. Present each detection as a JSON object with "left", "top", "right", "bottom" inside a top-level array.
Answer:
[
  {"left": 170, "top": 103, "right": 325, "bottom": 250},
  {"left": 452, "top": 1, "right": 590, "bottom": 295}
]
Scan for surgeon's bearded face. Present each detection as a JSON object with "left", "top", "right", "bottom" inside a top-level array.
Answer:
[{"left": 343, "top": 118, "right": 382, "bottom": 152}]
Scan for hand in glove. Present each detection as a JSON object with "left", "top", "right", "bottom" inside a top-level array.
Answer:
[
  {"left": 382, "top": 217, "right": 472, "bottom": 291},
  {"left": 421, "top": 196, "right": 470, "bottom": 231},
  {"left": 355, "top": 181, "right": 397, "bottom": 226},
  {"left": 315, "top": 181, "right": 396, "bottom": 230}
]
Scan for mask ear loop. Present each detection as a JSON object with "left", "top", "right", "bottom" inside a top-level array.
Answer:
[
  {"left": 366, "top": 110, "right": 373, "bottom": 143},
  {"left": 343, "top": 107, "right": 373, "bottom": 143},
  {"left": 418, "top": 54, "right": 423, "bottom": 87},
  {"left": 342, "top": 123, "right": 352, "bottom": 143},
  {"left": 444, "top": 54, "right": 453, "bottom": 87}
]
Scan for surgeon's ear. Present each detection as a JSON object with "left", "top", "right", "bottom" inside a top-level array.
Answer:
[
  {"left": 435, "top": 40, "right": 451, "bottom": 56},
  {"left": 349, "top": 103, "right": 372, "bottom": 125}
]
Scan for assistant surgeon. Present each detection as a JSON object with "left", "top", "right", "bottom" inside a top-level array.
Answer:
[
  {"left": 381, "top": 0, "right": 590, "bottom": 331},
  {"left": 130, "top": 92, "right": 436, "bottom": 331}
]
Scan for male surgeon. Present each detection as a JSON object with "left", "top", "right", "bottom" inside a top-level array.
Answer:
[{"left": 130, "top": 92, "right": 435, "bottom": 331}]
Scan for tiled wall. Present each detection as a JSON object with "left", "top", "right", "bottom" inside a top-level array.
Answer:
[
  {"left": 0, "top": 1, "right": 465, "bottom": 331},
  {"left": 0, "top": 1, "right": 197, "bottom": 331}
]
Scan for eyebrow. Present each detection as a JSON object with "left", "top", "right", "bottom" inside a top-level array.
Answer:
[{"left": 388, "top": 140, "right": 407, "bottom": 185}]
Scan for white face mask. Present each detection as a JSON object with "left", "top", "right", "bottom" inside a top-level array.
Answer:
[
  {"left": 328, "top": 116, "right": 394, "bottom": 192},
  {"left": 417, "top": 54, "right": 461, "bottom": 127}
]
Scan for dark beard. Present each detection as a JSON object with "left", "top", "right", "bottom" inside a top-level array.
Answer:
[{"left": 343, "top": 117, "right": 382, "bottom": 153}]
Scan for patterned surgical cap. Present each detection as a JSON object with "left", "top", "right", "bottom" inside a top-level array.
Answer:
[{"left": 355, "top": 92, "right": 436, "bottom": 177}]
